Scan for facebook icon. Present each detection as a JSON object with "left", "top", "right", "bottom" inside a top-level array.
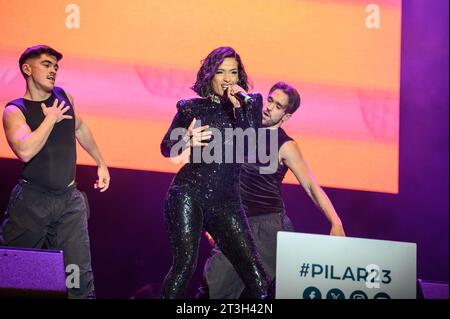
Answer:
[{"left": 303, "top": 286, "right": 322, "bottom": 299}]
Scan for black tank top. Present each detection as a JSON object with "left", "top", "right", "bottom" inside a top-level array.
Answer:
[
  {"left": 240, "top": 127, "right": 293, "bottom": 216},
  {"left": 6, "top": 87, "right": 76, "bottom": 190}
]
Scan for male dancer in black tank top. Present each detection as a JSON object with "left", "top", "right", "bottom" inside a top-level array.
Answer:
[
  {"left": 198, "top": 82, "right": 346, "bottom": 299},
  {"left": 0, "top": 45, "right": 110, "bottom": 298}
]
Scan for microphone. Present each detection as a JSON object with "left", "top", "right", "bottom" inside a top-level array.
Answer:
[{"left": 234, "top": 91, "right": 254, "bottom": 104}]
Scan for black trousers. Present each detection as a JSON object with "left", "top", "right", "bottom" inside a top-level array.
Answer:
[
  {"left": 161, "top": 185, "right": 270, "bottom": 299},
  {"left": 198, "top": 212, "right": 294, "bottom": 299},
  {"left": 0, "top": 180, "right": 94, "bottom": 298}
]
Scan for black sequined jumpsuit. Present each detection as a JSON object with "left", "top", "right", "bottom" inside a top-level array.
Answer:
[{"left": 160, "top": 94, "right": 270, "bottom": 298}]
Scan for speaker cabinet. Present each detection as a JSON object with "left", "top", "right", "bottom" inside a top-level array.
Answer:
[
  {"left": 0, "top": 246, "right": 67, "bottom": 298},
  {"left": 417, "top": 279, "right": 449, "bottom": 299}
]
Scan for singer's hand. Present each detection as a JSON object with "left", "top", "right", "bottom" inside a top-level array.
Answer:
[
  {"left": 226, "top": 84, "right": 246, "bottom": 108},
  {"left": 187, "top": 118, "right": 212, "bottom": 147}
]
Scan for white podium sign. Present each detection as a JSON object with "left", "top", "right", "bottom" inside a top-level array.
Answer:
[{"left": 276, "top": 232, "right": 416, "bottom": 299}]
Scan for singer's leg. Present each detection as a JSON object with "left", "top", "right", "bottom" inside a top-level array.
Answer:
[
  {"left": 206, "top": 203, "right": 270, "bottom": 299},
  {"left": 203, "top": 244, "right": 245, "bottom": 299},
  {"left": 161, "top": 186, "right": 204, "bottom": 299}
]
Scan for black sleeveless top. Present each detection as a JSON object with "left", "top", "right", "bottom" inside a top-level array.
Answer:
[
  {"left": 240, "top": 127, "right": 293, "bottom": 216},
  {"left": 6, "top": 87, "right": 76, "bottom": 190}
]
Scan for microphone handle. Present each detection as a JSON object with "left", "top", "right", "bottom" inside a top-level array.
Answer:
[{"left": 235, "top": 91, "right": 254, "bottom": 104}]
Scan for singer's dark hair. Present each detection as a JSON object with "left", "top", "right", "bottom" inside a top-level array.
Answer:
[
  {"left": 269, "top": 81, "right": 301, "bottom": 114},
  {"left": 19, "top": 45, "right": 63, "bottom": 79},
  {"left": 191, "top": 46, "right": 250, "bottom": 97}
]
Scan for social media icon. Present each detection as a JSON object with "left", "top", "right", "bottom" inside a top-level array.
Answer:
[
  {"left": 349, "top": 290, "right": 368, "bottom": 299},
  {"left": 374, "top": 292, "right": 391, "bottom": 299},
  {"left": 303, "top": 286, "right": 322, "bottom": 299},
  {"left": 326, "top": 288, "right": 345, "bottom": 299}
]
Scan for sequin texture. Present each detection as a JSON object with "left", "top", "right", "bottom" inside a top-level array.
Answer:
[{"left": 160, "top": 95, "right": 270, "bottom": 298}]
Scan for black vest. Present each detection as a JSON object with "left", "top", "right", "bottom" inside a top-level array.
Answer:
[
  {"left": 240, "top": 127, "right": 293, "bottom": 216},
  {"left": 6, "top": 87, "right": 76, "bottom": 190}
]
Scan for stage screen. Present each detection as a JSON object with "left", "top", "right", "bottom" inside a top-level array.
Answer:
[{"left": 0, "top": 0, "right": 401, "bottom": 193}]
